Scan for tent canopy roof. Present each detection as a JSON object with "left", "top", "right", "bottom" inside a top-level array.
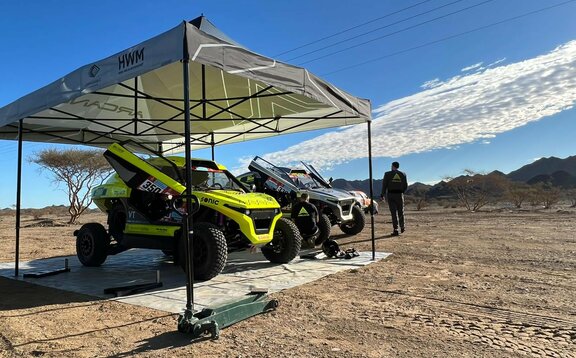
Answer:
[{"left": 0, "top": 16, "right": 371, "bottom": 155}]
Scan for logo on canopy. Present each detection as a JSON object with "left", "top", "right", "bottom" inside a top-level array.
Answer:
[
  {"left": 89, "top": 65, "right": 100, "bottom": 78},
  {"left": 118, "top": 48, "right": 145, "bottom": 74}
]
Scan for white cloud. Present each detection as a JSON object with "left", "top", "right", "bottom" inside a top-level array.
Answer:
[
  {"left": 487, "top": 58, "right": 506, "bottom": 67},
  {"left": 240, "top": 41, "right": 576, "bottom": 171},
  {"left": 420, "top": 78, "right": 442, "bottom": 89},
  {"left": 229, "top": 155, "right": 254, "bottom": 176},
  {"left": 461, "top": 62, "right": 484, "bottom": 72}
]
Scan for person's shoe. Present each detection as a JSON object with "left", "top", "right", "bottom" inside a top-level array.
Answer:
[
  {"left": 391, "top": 230, "right": 399, "bottom": 236},
  {"left": 401, "top": 227, "right": 405, "bottom": 233},
  {"left": 301, "top": 238, "right": 315, "bottom": 249}
]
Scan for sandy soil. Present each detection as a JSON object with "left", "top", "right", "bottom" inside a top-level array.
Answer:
[{"left": 0, "top": 206, "right": 575, "bottom": 357}]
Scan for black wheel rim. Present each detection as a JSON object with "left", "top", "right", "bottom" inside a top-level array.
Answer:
[
  {"left": 79, "top": 234, "right": 93, "bottom": 257},
  {"left": 271, "top": 228, "right": 286, "bottom": 253}
]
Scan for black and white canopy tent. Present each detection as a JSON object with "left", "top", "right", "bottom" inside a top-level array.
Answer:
[
  {"left": 0, "top": 16, "right": 376, "bottom": 314},
  {"left": 0, "top": 17, "right": 370, "bottom": 153}
]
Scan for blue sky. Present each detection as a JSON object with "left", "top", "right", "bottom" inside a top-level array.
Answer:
[{"left": 1, "top": 0, "right": 575, "bottom": 208}]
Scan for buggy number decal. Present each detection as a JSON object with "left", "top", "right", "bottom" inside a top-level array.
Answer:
[{"left": 138, "top": 177, "right": 168, "bottom": 193}]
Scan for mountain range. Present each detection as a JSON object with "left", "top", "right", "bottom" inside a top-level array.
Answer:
[{"left": 332, "top": 155, "right": 576, "bottom": 197}]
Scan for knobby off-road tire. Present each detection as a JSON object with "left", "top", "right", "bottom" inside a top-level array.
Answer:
[
  {"left": 315, "top": 213, "right": 332, "bottom": 245},
  {"left": 178, "top": 222, "right": 227, "bottom": 281},
  {"left": 262, "top": 217, "right": 302, "bottom": 263},
  {"left": 76, "top": 223, "right": 110, "bottom": 266},
  {"left": 339, "top": 205, "right": 366, "bottom": 235}
]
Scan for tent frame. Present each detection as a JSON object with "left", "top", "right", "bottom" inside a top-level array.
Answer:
[
  {"left": 3, "top": 87, "right": 349, "bottom": 153},
  {"left": 8, "top": 18, "right": 376, "bottom": 338}
]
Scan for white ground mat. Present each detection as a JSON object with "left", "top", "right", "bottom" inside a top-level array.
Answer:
[{"left": 0, "top": 249, "right": 390, "bottom": 313}]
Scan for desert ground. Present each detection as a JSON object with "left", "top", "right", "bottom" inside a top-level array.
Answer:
[{"left": 0, "top": 205, "right": 575, "bottom": 357}]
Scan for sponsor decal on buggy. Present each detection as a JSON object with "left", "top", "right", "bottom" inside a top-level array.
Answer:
[
  {"left": 127, "top": 210, "right": 150, "bottom": 223},
  {"left": 137, "top": 176, "right": 178, "bottom": 195},
  {"left": 266, "top": 177, "right": 290, "bottom": 193},
  {"left": 201, "top": 197, "right": 220, "bottom": 206}
]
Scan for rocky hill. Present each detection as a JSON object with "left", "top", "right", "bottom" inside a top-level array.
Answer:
[
  {"left": 332, "top": 155, "right": 576, "bottom": 197},
  {"left": 508, "top": 155, "right": 576, "bottom": 182}
]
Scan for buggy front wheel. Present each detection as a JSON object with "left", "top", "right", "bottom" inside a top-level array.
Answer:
[
  {"left": 339, "top": 205, "right": 366, "bottom": 235},
  {"left": 178, "top": 222, "right": 227, "bottom": 281},
  {"left": 262, "top": 218, "right": 302, "bottom": 263}
]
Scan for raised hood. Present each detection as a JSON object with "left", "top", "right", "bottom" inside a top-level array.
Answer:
[{"left": 307, "top": 187, "right": 356, "bottom": 201}]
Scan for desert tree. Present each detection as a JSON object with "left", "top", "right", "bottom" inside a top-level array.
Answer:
[
  {"left": 533, "top": 183, "right": 562, "bottom": 209},
  {"left": 506, "top": 181, "right": 531, "bottom": 208},
  {"left": 564, "top": 189, "right": 576, "bottom": 208},
  {"left": 445, "top": 169, "right": 508, "bottom": 211},
  {"left": 527, "top": 188, "right": 542, "bottom": 207},
  {"left": 30, "top": 148, "right": 111, "bottom": 224},
  {"left": 543, "top": 188, "right": 561, "bottom": 209},
  {"left": 406, "top": 185, "right": 429, "bottom": 211}
]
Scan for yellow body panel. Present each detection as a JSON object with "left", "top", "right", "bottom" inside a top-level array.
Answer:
[
  {"left": 93, "top": 143, "right": 282, "bottom": 245},
  {"left": 123, "top": 223, "right": 180, "bottom": 237}
]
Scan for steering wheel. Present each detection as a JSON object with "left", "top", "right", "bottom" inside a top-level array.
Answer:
[{"left": 210, "top": 183, "right": 223, "bottom": 189}]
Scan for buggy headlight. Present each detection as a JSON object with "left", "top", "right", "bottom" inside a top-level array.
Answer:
[{"left": 224, "top": 204, "right": 251, "bottom": 216}]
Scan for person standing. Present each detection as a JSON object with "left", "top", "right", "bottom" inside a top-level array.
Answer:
[
  {"left": 380, "top": 161, "right": 408, "bottom": 236},
  {"left": 291, "top": 192, "right": 319, "bottom": 247}
]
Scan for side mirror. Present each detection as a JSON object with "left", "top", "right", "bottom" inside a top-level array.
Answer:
[
  {"left": 171, "top": 194, "right": 200, "bottom": 215},
  {"left": 250, "top": 184, "right": 257, "bottom": 192},
  {"left": 328, "top": 177, "right": 333, "bottom": 184}
]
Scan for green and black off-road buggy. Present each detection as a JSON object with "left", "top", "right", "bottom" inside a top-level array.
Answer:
[{"left": 74, "top": 143, "right": 301, "bottom": 280}]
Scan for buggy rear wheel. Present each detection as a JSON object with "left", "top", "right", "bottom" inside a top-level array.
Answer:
[
  {"left": 315, "top": 213, "right": 332, "bottom": 245},
  {"left": 262, "top": 218, "right": 302, "bottom": 263},
  {"left": 107, "top": 202, "right": 126, "bottom": 241},
  {"left": 339, "top": 205, "right": 366, "bottom": 235},
  {"left": 178, "top": 222, "right": 227, "bottom": 281},
  {"left": 76, "top": 223, "right": 110, "bottom": 266}
]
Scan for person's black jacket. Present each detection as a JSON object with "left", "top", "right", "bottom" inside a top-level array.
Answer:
[
  {"left": 381, "top": 169, "right": 408, "bottom": 196},
  {"left": 291, "top": 201, "right": 319, "bottom": 235}
]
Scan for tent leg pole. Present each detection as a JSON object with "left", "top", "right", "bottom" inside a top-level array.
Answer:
[
  {"left": 15, "top": 119, "right": 23, "bottom": 277},
  {"left": 211, "top": 133, "right": 215, "bottom": 161},
  {"left": 133, "top": 76, "right": 139, "bottom": 135},
  {"left": 182, "top": 56, "right": 195, "bottom": 313},
  {"left": 367, "top": 121, "right": 376, "bottom": 261}
]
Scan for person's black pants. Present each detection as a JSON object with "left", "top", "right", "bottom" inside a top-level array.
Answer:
[{"left": 386, "top": 193, "right": 405, "bottom": 231}]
